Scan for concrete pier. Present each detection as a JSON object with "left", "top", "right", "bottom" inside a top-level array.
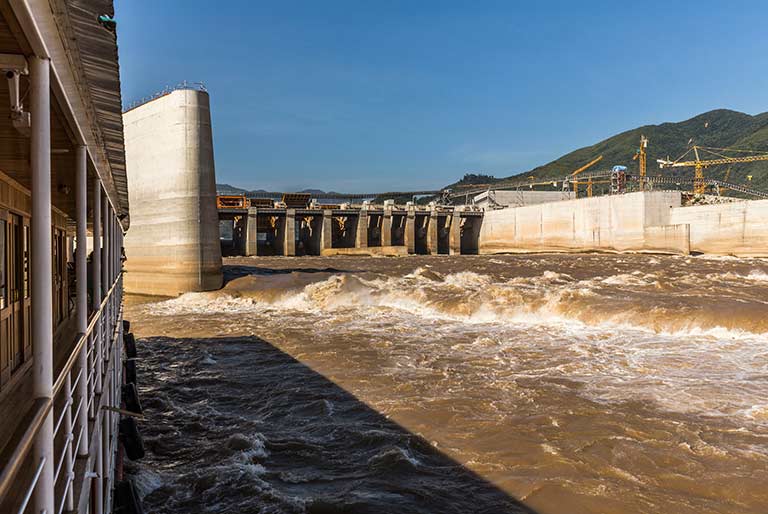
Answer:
[
  {"left": 355, "top": 211, "right": 368, "bottom": 249},
  {"left": 449, "top": 213, "right": 461, "bottom": 255},
  {"left": 283, "top": 209, "right": 296, "bottom": 256},
  {"left": 246, "top": 208, "right": 258, "bottom": 256},
  {"left": 218, "top": 202, "right": 484, "bottom": 257},
  {"left": 123, "top": 88, "right": 223, "bottom": 296},
  {"left": 381, "top": 210, "right": 392, "bottom": 247},
  {"left": 426, "top": 211, "right": 438, "bottom": 254},
  {"left": 321, "top": 210, "right": 333, "bottom": 252},
  {"left": 405, "top": 211, "right": 415, "bottom": 254}
]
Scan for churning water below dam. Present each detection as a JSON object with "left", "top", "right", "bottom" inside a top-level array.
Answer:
[{"left": 124, "top": 254, "right": 768, "bottom": 514}]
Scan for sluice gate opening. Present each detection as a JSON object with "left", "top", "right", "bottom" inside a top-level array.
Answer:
[
  {"left": 459, "top": 216, "right": 482, "bottom": 255},
  {"left": 331, "top": 213, "right": 358, "bottom": 249},
  {"left": 367, "top": 212, "right": 383, "bottom": 247},
  {"left": 413, "top": 213, "right": 430, "bottom": 255},
  {"left": 297, "top": 214, "right": 323, "bottom": 256},
  {"left": 391, "top": 213, "right": 406, "bottom": 246}
]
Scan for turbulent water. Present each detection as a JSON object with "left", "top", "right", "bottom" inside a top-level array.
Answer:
[{"left": 125, "top": 254, "right": 768, "bottom": 514}]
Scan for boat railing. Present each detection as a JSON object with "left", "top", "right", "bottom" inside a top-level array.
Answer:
[{"left": 0, "top": 274, "right": 125, "bottom": 514}]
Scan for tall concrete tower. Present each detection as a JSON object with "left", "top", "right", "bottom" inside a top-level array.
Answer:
[{"left": 123, "top": 87, "right": 223, "bottom": 296}]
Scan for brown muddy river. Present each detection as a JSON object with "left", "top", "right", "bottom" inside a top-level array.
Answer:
[{"left": 125, "top": 254, "right": 768, "bottom": 514}]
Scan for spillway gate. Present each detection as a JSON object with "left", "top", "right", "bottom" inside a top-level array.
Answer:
[{"left": 218, "top": 198, "right": 484, "bottom": 257}]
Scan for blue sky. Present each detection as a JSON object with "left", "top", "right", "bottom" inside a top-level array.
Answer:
[{"left": 115, "top": 1, "right": 768, "bottom": 192}]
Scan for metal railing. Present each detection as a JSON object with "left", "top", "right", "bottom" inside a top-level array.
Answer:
[
  {"left": 0, "top": 274, "right": 124, "bottom": 514},
  {"left": 123, "top": 80, "right": 208, "bottom": 112}
]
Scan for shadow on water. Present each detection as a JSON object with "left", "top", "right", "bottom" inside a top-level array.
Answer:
[{"left": 130, "top": 335, "right": 537, "bottom": 514}]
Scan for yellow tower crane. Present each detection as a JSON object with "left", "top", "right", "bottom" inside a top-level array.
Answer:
[
  {"left": 657, "top": 146, "right": 768, "bottom": 195},
  {"left": 632, "top": 135, "right": 648, "bottom": 190},
  {"left": 570, "top": 155, "right": 603, "bottom": 198}
]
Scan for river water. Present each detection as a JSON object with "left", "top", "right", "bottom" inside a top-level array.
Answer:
[{"left": 124, "top": 254, "right": 768, "bottom": 514}]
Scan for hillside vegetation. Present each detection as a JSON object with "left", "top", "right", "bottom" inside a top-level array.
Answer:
[
  {"left": 217, "top": 109, "right": 768, "bottom": 197},
  {"left": 512, "top": 109, "right": 768, "bottom": 190}
]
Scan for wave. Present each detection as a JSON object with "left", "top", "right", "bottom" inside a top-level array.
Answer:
[{"left": 151, "top": 267, "right": 768, "bottom": 338}]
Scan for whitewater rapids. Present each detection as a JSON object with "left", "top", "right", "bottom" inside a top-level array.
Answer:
[{"left": 125, "top": 254, "right": 768, "bottom": 514}]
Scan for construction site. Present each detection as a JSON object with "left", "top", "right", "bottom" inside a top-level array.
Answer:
[
  {"left": 116, "top": 86, "right": 768, "bottom": 297},
  {"left": 214, "top": 135, "right": 768, "bottom": 261}
]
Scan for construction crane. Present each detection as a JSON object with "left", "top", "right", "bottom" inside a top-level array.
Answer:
[
  {"left": 570, "top": 155, "right": 603, "bottom": 198},
  {"left": 632, "top": 135, "right": 648, "bottom": 190},
  {"left": 657, "top": 145, "right": 768, "bottom": 195},
  {"left": 584, "top": 176, "right": 611, "bottom": 197}
]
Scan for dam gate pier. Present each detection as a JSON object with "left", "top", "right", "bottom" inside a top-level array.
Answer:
[{"left": 217, "top": 195, "right": 484, "bottom": 257}]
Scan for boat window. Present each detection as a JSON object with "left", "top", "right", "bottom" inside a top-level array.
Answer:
[
  {"left": 0, "top": 219, "right": 5, "bottom": 309},
  {"left": 23, "top": 225, "right": 29, "bottom": 298}
]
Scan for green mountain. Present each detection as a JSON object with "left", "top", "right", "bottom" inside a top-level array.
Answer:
[{"left": 507, "top": 109, "right": 768, "bottom": 191}]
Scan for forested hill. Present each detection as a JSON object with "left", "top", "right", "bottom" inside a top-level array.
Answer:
[
  {"left": 218, "top": 109, "right": 768, "bottom": 195},
  {"left": 511, "top": 109, "right": 768, "bottom": 190}
]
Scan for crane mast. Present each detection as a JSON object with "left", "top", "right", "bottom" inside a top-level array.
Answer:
[
  {"left": 570, "top": 155, "right": 603, "bottom": 198},
  {"left": 632, "top": 135, "right": 648, "bottom": 191}
]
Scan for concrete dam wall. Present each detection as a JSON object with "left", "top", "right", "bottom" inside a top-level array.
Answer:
[
  {"left": 670, "top": 198, "right": 768, "bottom": 256},
  {"left": 123, "top": 88, "right": 223, "bottom": 296},
  {"left": 478, "top": 191, "right": 691, "bottom": 255}
]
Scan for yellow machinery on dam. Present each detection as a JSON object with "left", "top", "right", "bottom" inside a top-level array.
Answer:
[{"left": 657, "top": 145, "right": 768, "bottom": 195}]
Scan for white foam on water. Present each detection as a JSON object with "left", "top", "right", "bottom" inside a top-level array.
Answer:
[
  {"left": 149, "top": 268, "right": 767, "bottom": 339},
  {"left": 145, "top": 267, "right": 768, "bottom": 426}
]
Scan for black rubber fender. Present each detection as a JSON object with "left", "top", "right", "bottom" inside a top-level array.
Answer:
[
  {"left": 124, "top": 332, "right": 137, "bottom": 359},
  {"left": 122, "top": 382, "right": 143, "bottom": 415},
  {"left": 119, "top": 417, "right": 145, "bottom": 460},
  {"left": 122, "top": 319, "right": 131, "bottom": 333},
  {"left": 125, "top": 359, "right": 137, "bottom": 386},
  {"left": 114, "top": 478, "right": 145, "bottom": 514}
]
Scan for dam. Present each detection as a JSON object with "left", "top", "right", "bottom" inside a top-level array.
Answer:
[
  {"left": 217, "top": 194, "right": 484, "bottom": 257},
  {"left": 114, "top": 86, "right": 768, "bottom": 301},
  {"left": 217, "top": 190, "right": 768, "bottom": 259},
  {"left": 123, "top": 86, "right": 223, "bottom": 297}
]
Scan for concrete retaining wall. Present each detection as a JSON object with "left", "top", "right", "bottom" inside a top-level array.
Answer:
[
  {"left": 670, "top": 199, "right": 768, "bottom": 256},
  {"left": 479, "top": 191, "right": 689, "bottom": 254},
  {"left": 473, "top": 190, "right": 575, "bottom": 208},
  {"left": 123, "top": 89, "right": 223, "bottom": 296}
]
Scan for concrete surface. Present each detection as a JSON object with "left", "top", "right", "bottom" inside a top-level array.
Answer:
[
  {"left": 123, "top": 89, "right": 223, "bottom": 296},
  {"left": 474, "top": 190, "right": 575, "bottom": 208},
  {"left": 479, "top": 191, "right": 689, "bottom": 254},
  {"left": 670, "top": 198, "right": 768, "bottom": 256}
]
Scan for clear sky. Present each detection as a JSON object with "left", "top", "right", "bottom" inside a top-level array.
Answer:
[{"left": 115, "top": 0, "right": 768, "bottom": 193}]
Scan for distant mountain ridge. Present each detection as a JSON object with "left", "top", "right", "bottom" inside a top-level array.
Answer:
[
  {"left": 216, "top": 184, "right": 347, "bottom": 197},
  {"left": 508, "top": 109, "right": 768, "bottom": 190},
  {"left": 218, "top": 109, "right": 768, "bottom": 195}
]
